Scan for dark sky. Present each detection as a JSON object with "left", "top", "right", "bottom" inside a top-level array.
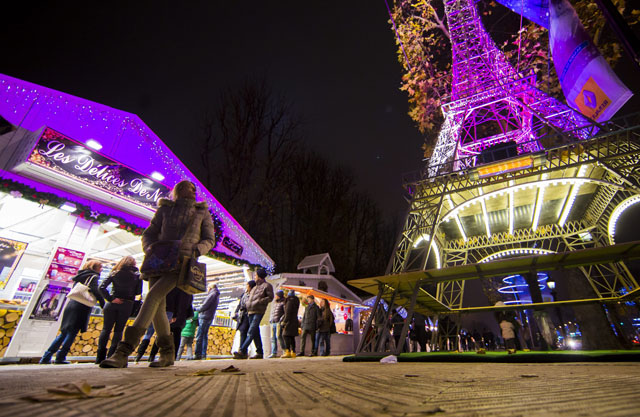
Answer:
[
  {"left": 1, "top": 1, "right": 425, "bottom": 218},
  {"left": 2, "top": 1, "right": 638, "bottom": 221}
]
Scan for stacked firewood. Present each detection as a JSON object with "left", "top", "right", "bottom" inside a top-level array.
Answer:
[
  {"left": 67, "top": 317, "right": 235, "bottom": 357},
  {"left": 0, "top": 309, "right": 23, "bottom": 357}
]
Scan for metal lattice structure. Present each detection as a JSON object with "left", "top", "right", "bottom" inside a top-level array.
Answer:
[{"left": 358, "top": 0, "right": 640, "bottom": 355}]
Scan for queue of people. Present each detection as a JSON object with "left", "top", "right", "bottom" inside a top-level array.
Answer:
[{"left": 39, "top": 180, "right": 336, "bottom": 367}]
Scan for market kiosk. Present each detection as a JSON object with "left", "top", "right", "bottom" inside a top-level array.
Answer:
[
  {"left": 265, "top": 254, "right": 369, "bottom": 355},
  {"left": 0, "top": 74, "right": 273, "bottom": 359}
]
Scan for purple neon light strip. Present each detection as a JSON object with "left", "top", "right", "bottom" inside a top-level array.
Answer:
[{"left": 0, "top": 74, "right": 274, "bottom": 269}]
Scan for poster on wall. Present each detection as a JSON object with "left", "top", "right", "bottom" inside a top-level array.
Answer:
[
  {"left": 0, "top": 237, "right": 28, "bottom": 290},
  {"left": 30, "top": 284, "right": 69, "bottom": 321},
  {"left": 47, "top": 248, "right": 85, "bottom": 284}
]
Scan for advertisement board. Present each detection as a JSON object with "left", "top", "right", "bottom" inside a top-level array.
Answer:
[
  {"left": 27, "top": 128, "right": 171, "bottom": 209},
  {"left": 0, "top": 237, "right": 28, "bottom": 290}
]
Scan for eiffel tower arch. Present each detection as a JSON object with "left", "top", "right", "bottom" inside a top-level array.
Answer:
[{"left": 354, "top": 0, "right": 640, "bottom": 354}]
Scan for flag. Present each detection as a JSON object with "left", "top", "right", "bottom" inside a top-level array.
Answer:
[{"left": 549, "top": 0, "right": 632, "bottom": 122}]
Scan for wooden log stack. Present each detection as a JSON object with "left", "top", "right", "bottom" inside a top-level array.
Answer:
[{"left": 0, "top": 308, "right": 24, "bottom": 357}]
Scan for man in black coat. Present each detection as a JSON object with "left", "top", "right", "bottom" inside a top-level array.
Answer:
[{"left": 299, "top": 295, "right": 320, "bottom": 356}]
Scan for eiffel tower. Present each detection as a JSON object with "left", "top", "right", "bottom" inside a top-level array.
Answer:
[{"left": 352, "top": 0, "right": 640, "bottom": 354}]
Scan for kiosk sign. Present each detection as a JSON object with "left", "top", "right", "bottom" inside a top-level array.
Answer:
[{"left": 28, "top": 128, "right": 170, "bottom": 209}]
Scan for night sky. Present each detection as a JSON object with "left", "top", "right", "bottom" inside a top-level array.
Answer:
[
  {"left": 1, "top": 1, "right": 425, "bottom": 218},
  {"left": 2, "top": 1, "right": 639, "bottom": 220}
]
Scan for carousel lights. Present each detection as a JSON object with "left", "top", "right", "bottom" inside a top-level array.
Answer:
[{"left": 608, "top": 195, "right": 640, "bottom": 244}]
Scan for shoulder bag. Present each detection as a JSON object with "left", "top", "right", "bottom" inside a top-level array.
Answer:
[
  {"left": 67, "top": 274, "right": 98, "bottom": 307},
  {"left": 177, "top": 255, "right": 207, "bottom": 295}
]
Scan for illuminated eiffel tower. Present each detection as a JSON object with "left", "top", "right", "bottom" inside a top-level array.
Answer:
[{"left": 354, "top": 0, "right": 640, "bottom": 354}]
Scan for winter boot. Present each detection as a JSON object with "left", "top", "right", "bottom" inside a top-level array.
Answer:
[
  {"left": 95, "top": 347, "right": 107, "bottom": 364},
  {"left": 148, "top": 342, "right": 159, "bottom": 362},
  {"left": 135, "top": 338, "right": 150, "bottom": 363},
  {"left": 99, "top": 326, "right": 145, "bottom": 368},
  {"left": 149, "top": 334, "right": 175, "bottom": 368}
]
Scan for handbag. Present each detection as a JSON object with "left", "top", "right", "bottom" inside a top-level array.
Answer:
[
  {"left": 67, "top": 275, "right": 97, "bottom": 307},
  {"left": 177, "top": 255, "right": 207, "bottom": 295},
  {"left": 129, "top": 300, "right": 143, "bottom": 318},
  {"left": 140, "top": 240, "right": 182, "bottom": 278}
]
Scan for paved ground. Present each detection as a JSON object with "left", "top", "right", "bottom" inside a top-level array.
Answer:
[{"left": 0, "top": 357, "right": 638, "bottom": 416}]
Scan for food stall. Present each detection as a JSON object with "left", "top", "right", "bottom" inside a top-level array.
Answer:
[
  {"left": 265, "top": 254, "right": 369, "bottom": 355},
  {"left": 0, "top": 74, "right": 274, "bottom": 359}
]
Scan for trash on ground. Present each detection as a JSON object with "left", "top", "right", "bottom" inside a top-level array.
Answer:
[{"left": 380, "top": 355, "right": 398, "bottom": 364}]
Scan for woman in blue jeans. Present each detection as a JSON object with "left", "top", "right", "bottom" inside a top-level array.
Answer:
[
  {"left": 315, "top": 298, "right": 334, "bottom": 356},
  {"left": 40, "top": 260, "right": 105, "bottom": 364}
]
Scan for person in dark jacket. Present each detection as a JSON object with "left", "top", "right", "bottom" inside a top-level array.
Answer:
[
  {"left": 315, "top": 298, "right": 334, "bottom": 356},
  {"left": 40, "top": 260, "right": 105, "bottom": 364},
  {"left": 413, "top": 312, "right": 428, "bottom": 352},
  {"left": 194, "top": 284, "right": 220, "bottom": 360},
  {"left": 96, "top": 256, "right": 142, "bottom": 363},
  {"left": 234, "top": 269, "right": 274, "bottom": 359},
  {"left": 391, "top": 309, "right": 407, "bottom": 352},
  {"left": 299, "top": 295, "right": 320, "bottom": 356},
  {"left": 280, "top": 291, "right": 300, "bottom": 358},
  {"left": 101, "top": 180, "right": 215, "bottom": 368},
  {"left": 233, "top": 281, "right": 255, "bottom": 350},
  {"left": 269, "top": 290, "right": 285, "bottom": 358}
]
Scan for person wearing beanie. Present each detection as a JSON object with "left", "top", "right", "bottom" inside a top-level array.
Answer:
[
  {"left": 234, "top": 269, "right": 274, "bottom": 359},
  {"left": 268, "top": 289, "right": 286, "bottom": 358}
]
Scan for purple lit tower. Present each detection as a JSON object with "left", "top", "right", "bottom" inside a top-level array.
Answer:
[
  {"left": 428, "top": 0, "right": 595, "bottom": 176},
  {"left": 354, "top": 0, "right": 640, "bottom": 355}
]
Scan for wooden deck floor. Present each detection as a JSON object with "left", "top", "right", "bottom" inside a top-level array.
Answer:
[{"left": 0, "top": 357, "right": 638, "bottom": 416}]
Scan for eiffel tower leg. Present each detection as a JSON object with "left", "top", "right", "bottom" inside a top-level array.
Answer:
[
  {"left": 393, "top": 282, "right": 421, "bottom": 356},
  {"left": 356, "top": 284, "right": 399, "bottom": 356}
]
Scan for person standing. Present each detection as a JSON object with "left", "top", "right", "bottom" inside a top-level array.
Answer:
[
  {"left": 100, "top": 180, "right": 215, "bottom": 368},
  {"left": 177, "top": 311, "right": 198, "bottom": 360},
  {"left": 269, "top": 290, "right": 285, "bottom": 358},
  {"left": 315, "top": 298, "right": 334, "bottom": 356},
  {"left": 194, "top": 284, "right": 220, "bottom": 360},
  {"left": 391, "top": 309, "right": 406, "bottom": 352},
  {"left": 40, "top": 260, "right": 105, "bottom": 364},
  {"left": 413, "top": 312, "right": 428, "bottom": 352},
  {"left": 280, "top": 291, "right": 300, "bottom": 358},
  {"left": 233, "top": 269, "right": 273, "bottom": 359},
  {"left": 96, "top": 256, "right": 142, "bottom": 364},
  {"left": 299, "top": 295, "right": 320, "bottom": 356},
  {"left": 233, "top": 281, "right": 255, "bottom": 349}
]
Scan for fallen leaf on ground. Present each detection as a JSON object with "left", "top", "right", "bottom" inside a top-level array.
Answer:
[
  {"left": 404, "top": 374, "right": 420, "bottom": 377},
  {"left": 21, "top": 381, "right": 123, "bottom": 402},
  {"left": 221, "top": 365, "right": 240, "bottom": 373},
  {"left": 520, "top": 374, "right": 539, "bottom": 378}
]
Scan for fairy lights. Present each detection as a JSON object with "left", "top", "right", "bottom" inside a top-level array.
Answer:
[
  {"left": 479, "top": 247, "right": 556, "bottom": 263},
  {"left": 608, "top": 195, "right": 640, "bottom": 244},
  {"left": 0, "top": 74, "right": 274, "bottom": 271}
]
